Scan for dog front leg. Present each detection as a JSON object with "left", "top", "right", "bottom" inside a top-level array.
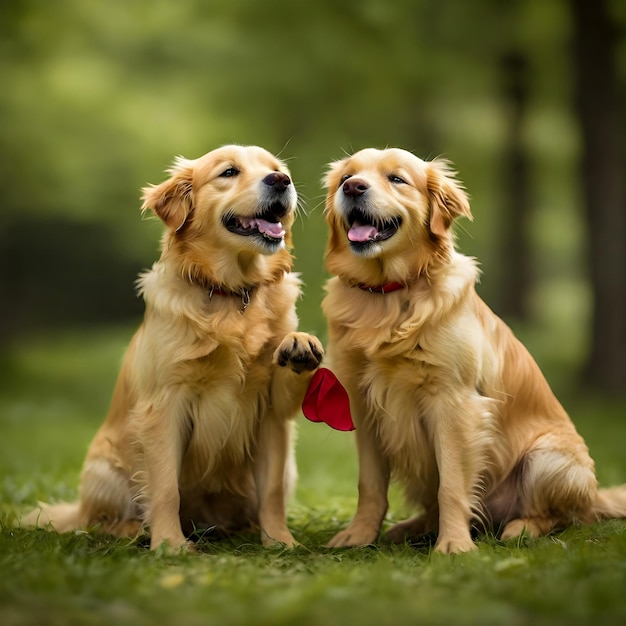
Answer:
[
  {"left": 326, "top": 421, "right": 389, "bottom": 547},
  {"left": 252, "top": 332, "right": 323, "bottom": 547},
  {"left": 254, "top": 415, "right": 298, "bottom": 547},
  {"left": 139, "top": 404, "right": 189, "bottom": 552},
  {"left": 431, "top": 404, "right": 480, "bottom": 554}
]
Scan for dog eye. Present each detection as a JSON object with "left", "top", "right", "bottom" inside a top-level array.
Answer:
[
  {"left": 220, "top": 167, "right": 240, "bottom": 178},
  {"left": 339, "top": 174, "right": 352, "bottom": 188},
  {"left": 388, "top": 175, "right": 406, "bottom": 185}
]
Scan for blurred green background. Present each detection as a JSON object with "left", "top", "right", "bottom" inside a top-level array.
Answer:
[
  {"left": 2, "top": 5, "right": 625, "bottom": 624},
  {"left": 1, "top": 0, "right": 625, "bottom": 394}
]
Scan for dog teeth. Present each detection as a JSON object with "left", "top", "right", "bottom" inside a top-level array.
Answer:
[
  {"left": 236, "top": 216, "right": 284, "bottom": 239},
  {"left": 239, "top": 217, "right": 255, "bottom": 230}
]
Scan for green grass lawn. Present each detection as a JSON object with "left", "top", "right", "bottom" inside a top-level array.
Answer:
[{"left": 1, "top": 327, "right": 626, "bottom": 626}]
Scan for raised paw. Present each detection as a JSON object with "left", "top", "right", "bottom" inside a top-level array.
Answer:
[{"left": 274, "top": 332, "right": 323, "bottom": 374}]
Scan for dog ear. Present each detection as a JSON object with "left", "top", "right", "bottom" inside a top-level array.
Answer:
[
  {"left": 322, "top": 159, "right": 348, "bottom": 255},
  {"left": 322, "top": 158, "right": 345, "bottom": 192},
  {"left": 426, "top": 159, "right": 472, "bottom": 237},
  {"left": 141, "top": 159, "right": 194, "bottom": 231}
]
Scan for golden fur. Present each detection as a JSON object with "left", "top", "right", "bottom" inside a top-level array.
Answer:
[
  {"left": 23, "top": 145, "right": 323, "bottom": 551},
  {"left": 322, "top": 147, "right": 626, "bottom": 554}
]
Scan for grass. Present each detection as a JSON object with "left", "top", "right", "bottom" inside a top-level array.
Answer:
[{"left": 1, "top": 326, "right": 626, "bottom": 626}]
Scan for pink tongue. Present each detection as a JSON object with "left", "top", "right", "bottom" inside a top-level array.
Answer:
[
  {"left": 348, "top": 223, "right": 378, "bottom": 242},
  {"left": 256, "top": 218, "right": 285, "bottom": 239}
]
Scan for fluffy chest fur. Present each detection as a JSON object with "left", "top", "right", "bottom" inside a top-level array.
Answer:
[
  {"left": 128, "top": 263, "right": 301, "bottom": 487},
  {"left": 323, "top": 255, "right": 502, "bottom": 488},
  {"left": 361, "top": 356, "right": 438, "bottom": 484}
]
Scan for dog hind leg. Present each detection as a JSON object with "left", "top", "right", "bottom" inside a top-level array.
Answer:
[
  {"left": 21, "top": 457, "right": 141, "bottom": 537},
  {"left": 76, "top": 457, "right": 142, "bottom": 538},
  {"left": 386, "top": 508, "right": 438, "bottom": 544},
  {"left": 501, "top": 434, "right": 597, "bottom": 540}
]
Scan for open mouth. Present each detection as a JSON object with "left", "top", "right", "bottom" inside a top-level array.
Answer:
[
  {"left": 346, "top": 207, "right": 402, "bottom": 247},
  {"left": 224, "top": 202, "right": 287, "bottom": 243}
]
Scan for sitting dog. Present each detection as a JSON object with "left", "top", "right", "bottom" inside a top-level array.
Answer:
[
  {"left": 23, "top": 145, "right": 323, "bottom": 551},
  {"left": 321, "top": 147, "right": 626, "bottom": 554}
]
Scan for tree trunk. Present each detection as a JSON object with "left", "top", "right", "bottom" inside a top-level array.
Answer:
[
  {"left": 497, "top": 50, "right": 532, "bottom": 321},
  {"left": 570, "top": 0, "right": 626, "bottom": 395}
]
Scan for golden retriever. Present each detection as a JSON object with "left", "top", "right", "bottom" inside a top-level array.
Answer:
[
  {"left": 322, "top": 147, "right": 626, "bottom": 554},
  {"left": 23, "top": 145, "right": 323, "bottom": 551}
]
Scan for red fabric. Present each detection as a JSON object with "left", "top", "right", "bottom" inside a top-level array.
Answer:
[{"left": 302, "top": 368, "right": 355, "bottom": 431}]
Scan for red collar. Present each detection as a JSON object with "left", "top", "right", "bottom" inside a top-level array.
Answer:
[{"left": 356, "top": 281, "right": 406, "bottom": 294}]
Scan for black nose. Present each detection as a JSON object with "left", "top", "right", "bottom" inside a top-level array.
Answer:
[
  {"left": 343, "top": 178, "right": 369, "bottom": 197},
  {"left": 263, "top": 172, "right": 291, "bottom": 190}
]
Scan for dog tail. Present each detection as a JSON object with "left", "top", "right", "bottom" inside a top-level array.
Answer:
[
  {"left": 21, "top": 501, "right": 83, "bottom": 533},
  {"left": 591, "top": 486, "right": 626, "bottom": 520}
]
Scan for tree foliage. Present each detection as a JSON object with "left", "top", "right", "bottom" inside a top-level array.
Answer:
[{"left": 1, "top": 0, "right": 624, "bottom": 393}]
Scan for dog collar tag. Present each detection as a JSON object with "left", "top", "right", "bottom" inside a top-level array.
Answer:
[
  {"left": 302, "top": 368, "right": 355, "bottom": 431},
  {"left": 208, "top": 285, "right": 252, "bottom": 312}
]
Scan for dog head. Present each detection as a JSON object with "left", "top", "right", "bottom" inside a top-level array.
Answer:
[
  {"left": 323, "top": 147, "right": 472, "bottom": 285},
  {"left": 141, "top": 145, "right": 297, "bottom": 287}
]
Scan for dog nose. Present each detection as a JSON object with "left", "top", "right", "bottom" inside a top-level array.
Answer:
[
  {"left": 343, "top": 178, "right": 369, "bottom": 197},
  {"left": 263, "top": 172, "right": 291, "bottom": 190}
]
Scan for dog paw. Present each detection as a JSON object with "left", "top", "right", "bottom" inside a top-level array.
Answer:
[
  {"left": 433, "top": 534, "right": 477, "bottom": 555},
  {"left": 325, "top": 524, "right": 379, "bottom": 548},
  {"left": 261, "top": 528, "right": 300, "bottom": 548},
  {"left": 501, "top": 517, "right": 547, "bottom": 540},
  {"left": 151, "top": 534, "right": 195, "bottom": 554},
  {"left": 274, "top": 332, "right": 323, "bottom": 374},
  {"left": 385, "top": 515, "right": 433, "bottom": 544},
  {"left": 152, "top": 539, "right": 196, "bottom": 556}
]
